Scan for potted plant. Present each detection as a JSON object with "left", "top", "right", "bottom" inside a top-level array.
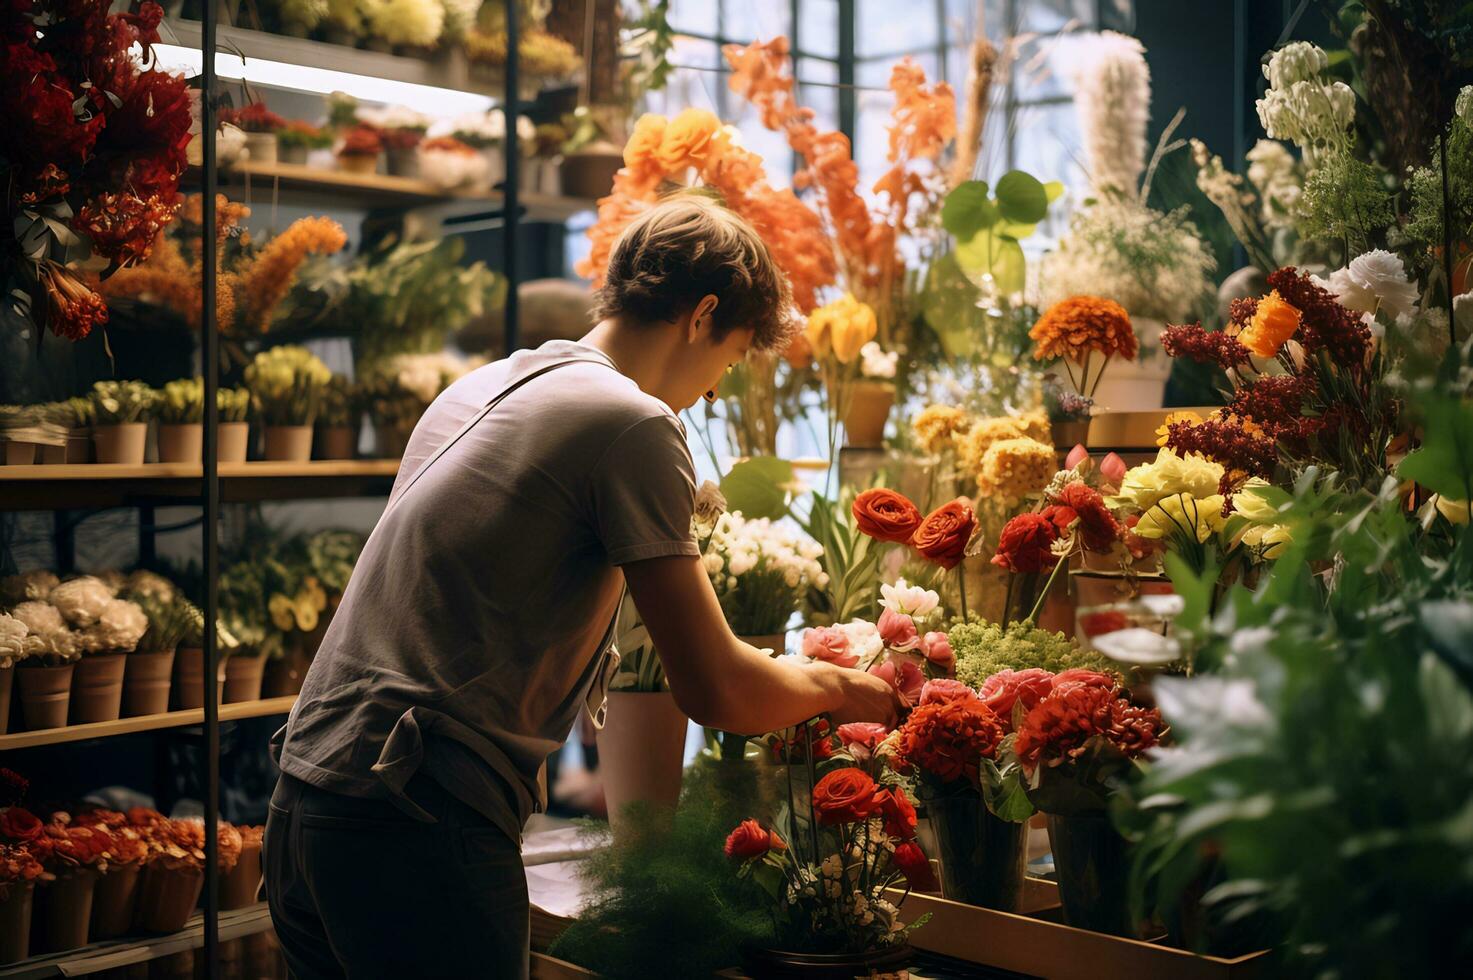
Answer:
[
  {"left": 358, "top": 106, "right": 431, "bottom": 177},
  {"left": 0, "top": 405, "right": 64, "bottom": 466},
  {"left": 73, "top": 810, "right": 147, "bottom": 940},
  {"left": 132, "top": 815, "right": 206, "bottom": 933},
  {"left": 170, "top": 601, "right": 233, "bottom": 710},
  {"left": 262, "top": 566, "right": 328, "bottom": 699},
  {"left": 444, "top": 110, "right": 532, "bottom": 190},
  {"left": 336, "top": 124, "right": 383, "bottom": 176},
  {"left": 418, "top": 136, "right": 491, "bottom": 191},
  {"left": 156, "top": 378, "right": 204, "bottom": 464},
  {"left": 358, "top": 353, "right": 479, "bottom": 458},
  {"left": 219, "top": 560, "right": 273, "bottom": 703},
  {"left": 55, "top": 578, "right": 148, "bottom": 725},
  {"left": 245, "top": 346, "right": 333, "bottom": 462},
  {"left": 557, "top": 107, "right": 623, "bottom": 199},
  {"left": 87, "top": 381, "right": 158, "bottom": 465},
  {"left": 315, "top": 376, "right": 358, "bottom": 460},
  {"left": 844, "top": 342, "right": 898, "bottom": 448},
  {"left": 122, "top": 589, "right": 192, "bottom": 717},
  {"left": 59, "top": 397, "right": 93, "bottom": 463},
  {"left": 1044, "top": 378, "right": 1094, "bottom": 451},
  {"left": 0, "top": 832, "right": 46, "bottom": 964},
  {"left": 32, "top": 811, "right": 111, "bottom": 953},
  {"left": 0, "top": 612, "right": 43, "bottom": 734},
  {"left": 217, "top": 387, "right": 252, "bottom": 464},
  {"left": 4, "top": 598, "right": 78, "bottom": 731},
  {"left": 277, "top": 120, "right": 332, "bottom": 165},
  {"left": 224, "top": 102, "right": 288, "bottom": 165}
]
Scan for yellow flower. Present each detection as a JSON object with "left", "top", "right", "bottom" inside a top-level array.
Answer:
[
  {"left": 268, "top": 593, "right": 296, "bottom": 632},
  {"left": 1434, "top": 495, "right": 1472, "bottom": 525},
  {"left": 293, "top": 598, "right": 320, "bottom": 633},
  {"left": 1134, "top": 493, "right": 1227, "bottom": 543},
  {"left": 805, "top": 293, "right": 878, "bottom": 364},
  {"left": 1238, "top": 290, "right": 1302, "bottom": 358},
  {"left": 1117, "top": 449, "right": 1225, "bottom": 511},
  {"left": 1231, "top": 477, "right": 1281, "bottom": 524},
  {"left": 956, "top": 416, "right": 1043, "bottom": 476},
  {"left": 1156, "top": 410, "right": 1203, "bottom": 447},
  {"left": 655, "top": 108, "right": 722, "bottom": 173},
  {"left": 976, "top": 437, "right": 1057, "bottom": 505},
  {"left": 912, "top": 405, "right": 971, "bottom": 455},
  {"left": 1239, "top": 523, "right": 1291, "bottom": 559}
]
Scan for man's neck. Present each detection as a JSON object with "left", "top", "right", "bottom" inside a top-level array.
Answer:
[{"left": 580, "top": 318, "right": 678, "bottom": 408}]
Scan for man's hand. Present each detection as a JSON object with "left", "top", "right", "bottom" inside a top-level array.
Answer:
[{"left": 815, "top": 661, "right": 906, "bottom": 729}]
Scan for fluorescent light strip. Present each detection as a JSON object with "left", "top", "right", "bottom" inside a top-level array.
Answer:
[{"left": 153, "top": 44, "right": 495, "bottom": 116}]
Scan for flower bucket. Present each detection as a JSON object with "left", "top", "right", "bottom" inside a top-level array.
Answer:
[
  {"left": 278, "top": 143, "right": 309, "bottom": 165},
  {"left": 93, "top": 423, "right": 148, "bottom": 465},
  {"left": 262, "top": 644, "right": 310, "bottom": 698},
  {"left": 3, "top": 441, "right": 37, "bottom": 465},
  {"left": 743, "top": 942, "right": 912, "bottom": 979},
  {"left": 223, "top": 654, "right": 267, "bottom": 704},
  {"left": 843, "top": 381, "right": 896, "bottom": 448},
  {"left": 337, "top": 153, "right": 378, "bottom": 176},
  {"left": 1045, "top": 811, "right": 1137, "bottom": 937},
  {"left": 66, "top": 428, "right": 92, "bottom": 463},
  {"left": 244, "top": 132, "right": 277, "bottom": 165},
  {"left": 90, "top": 863, "right": 141, "bottom": 939},
  {"left": 263, "top": 425, "right": 313, "bottom": 463},
  {"left": 596, "top": 691, "right": 689, "bottom": 840},
  {"left": 220, "top": 838, "right": 262, "bottom": 910},
  {"left": 385, "top": 146, "right": 420, "bottom": 178},
  {"left": 156, "top": 423, "right": 203, "bottom": 464},
  {"left": 1052, "top": 418, "right": 1091, "bottom": 450},
  {"left": 1079, "top": 316, "right": 1170, "bottom": 411},
  {"left": 134, "top": 864, "right": 203, "bottom": 933},
  {"left": 0, "top": 665, "right": 12, "bottom": 735},
  {"left": 928, "top": 792, "right": 1029, "bottom": 911},
  {"left": 17, "top": 662, "right": 74, "bottom": 731},
  {"left": 217, "top": 422, "right": 250, "bottom": 464},
  {"left": 39, "top": 443, "right": 66, "bottom": 464},
  {"left": 171, "top": 647, "right": 224, "bottom": 709},
  {"left": 34, "top": 868, "right": 96, "bottom": 953},
  {"left": 0, "top": 882, "right": 34, "bottom": 965},
  {"left": 70, "top": 653, "right": 127, "bottom": 724},
  {"left": 123, "top": 649, "right": 176, "bottom": 717},
  {"left": 315, "top": 425, "right": 356, "bottom": 460}
]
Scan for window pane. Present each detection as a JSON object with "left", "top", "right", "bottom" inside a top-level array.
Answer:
[
  {"left": 800, "top": 0, "right": 839, "bottom": 58},
  {"left": 800, "top": 75, "right": 840, "bottom": 137},
  {"left": 798, "top": 56, "right": 839, "bottom": 85},
  {"left": 722, "top": 0, "right": 792, "bottom": 42},
  {"left": 1011, "top": 0, "right": 1096, "bottom": 33},
  {"left": 1004, "top": 101, "right": 1086, "bottom": 239},
  {"left": 668, "top": 0, "right": 718, "bottom": 36},
  {"left": 1010, "top": 31, "right": 1077, "bottom": 101},
  {"left": 857, "top": 0, "right": 938, "bottom": 58}
]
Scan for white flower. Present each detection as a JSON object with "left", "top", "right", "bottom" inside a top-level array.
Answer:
[
  {"left": 1071, "top": 31, "right": 1151, "bottom": 200},
  {"left": 1345, "top": 249, "right": 1420, "bottom": 320},
  {"left": 839, "top": 620, "right": 883, "bottom": 662},
  {"left": 1, "top": 570, "right": 59, "bottom": 604},
  {"left": 879, "top": 579, "right": 939, "bottom": 619},
  {"left": 49, "top": 576, "right": 114, "bottom": 627},
  {"left": 1264, "top": 41, "right": 1327, "bottom": 89},
  {"left": 356, "top": 104, "right": 434, "bottom": 132},
  {"left": 858, "top": 342, "right": 898, "bottom": 380},
  {"left": 80, "top": 598, "right": 149, "bottom": 654},
  {"left": 702, "top": 553, "right": 724, "bottom": 576},
  {"left": 1314, "top": 267, "right": 1376, "bottom": 316},
  {"left": 0, "top": 613, "right": 40, "bottom": 664}
]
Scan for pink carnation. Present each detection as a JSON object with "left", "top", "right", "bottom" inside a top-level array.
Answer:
[
  {"left": 1051, "top": 668, "right": 1117, "bottom": 693},
  {"left": 802, "top": 626, "right": 858, "bottom": 668},
  {"left": 869, "top": 658, "right": 926, "bottom": 705},
  {"left": 918, "top": 678, "right": 973, "bottom": 706},
  {"left": 920, "top": 631, "right": 955, "bottom": 672},
  {"left": 979, "top": 668, "right": 1055, "bottom": 722},
  {"left": 877, "top": 607, "right": 920, "bottom": 653}
]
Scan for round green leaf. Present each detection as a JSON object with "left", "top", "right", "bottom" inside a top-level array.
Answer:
[
  {"left": 995, "top": 170, "right": 1049, "bottom": 224},
  {"left": 720, "top": 456, "right": 796, "bottom": 521},
  {"left": 941, "top": 180, "right": 996, "bottom": 239}
]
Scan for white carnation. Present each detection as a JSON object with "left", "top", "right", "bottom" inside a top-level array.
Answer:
[
  {"left": 49, "top": 576, "right": 115, "bottom": 627},
  {"left": 879, "top": 578, "right": 940, "bottom": 619},
  {"left": 1, "top": 570, "right": 60, "bottom": 604},
  {"left": 1345, "top": 249, "right": 1420, "bottom": 320},
  {"left": 9, "top": 601, "right": 78, "bottom": 659},
  {"left": 858, "top": 342, "right": 898, "bottom": 380},
  {"left": 80, "top": 598, "right": 150, "bottom": 654}
]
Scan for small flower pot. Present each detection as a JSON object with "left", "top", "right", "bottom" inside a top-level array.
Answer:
[
  {"left": 220, "top": 838, "right": 262, "bottom": 910},
  {"left": 156, "top": 423, "right": 203, "bottom": 464},
  {"left": 217, "top": 421, "right": 250, "bottom": 464},
  {"left": 1046, "top": 811, "right": 1138, "bottom": 937},
  {"left": 90, "top": 863, "right": 141, "bottom": 939},
  {"left": 337, "top": 153, "right": 379, "bottom": 176},
  {"left": 843, "top": 380, "right": 895, "bottom": 448},
  {"left": 743, "top": 942, "right": 913, "bottom": 979},
  {"left": 559, "top": 148, "right": 623, "bottom": 200},
  {"left": 3, "top": 440, "right": 38, "bottom": 465},
  {"left": 315, "top": 425, "right": 356, "bottom": 460},
  {"left": 261, "top": 644, "right": 310, "bottom": 698},
  {"left": 34, "top": 868, "right": 97, "bottom": 953},
  {"left": 123, "top": 649, "right": 176, "bottom": 717},
  {"left": 134, "top": 864, "right": 203, "bottom": 934},
  {"left": 66, "top": 428, "right": 92, "bottom": 463},
  {"left": 0, "top": 664, "right": 12, "bottom": 735},
  {"left": 263, "top": 425, "right": 313, "bottom": 463},
  {"left": 278, "top": 143, "right": 309, "bottom": 165},
  {"left": 39, "top": 443, "right": 66, "bottom": 464},
  {"left": 16, "top": 662, "right": 74, "bottom": 731},
  {"left": 92, "top": 423, "right": 148, "bottom": 465},
  {"left": 385, "top": 146, "right": 420, "bottom": 178},
  {"left": 928, "top": 791, "right": 1029, "bottom": 911},
  {"left": 1051, "top": 418, "right": 1091, "bottom": 451},
  {"left": 596, "top": 691, "right": 690, "bottom": 841},
  {"left": 70, "top": 652, "right": 127, "bottom": 724},
  {"left": 223, "top": 654, "right": 267, "bottom": 704},
  {"left": 0, "top": 882, "right": 34, "bottom": 965},
  {"left": 171, "top": 647, "right": 225, "bottom": 710},
  {"left": 244, "top": 131, "right": 278, "bottom": 165}
]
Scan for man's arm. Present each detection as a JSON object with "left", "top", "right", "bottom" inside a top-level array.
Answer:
[{"left": 623, "top": 555, "right": 903, "bottom": 734}]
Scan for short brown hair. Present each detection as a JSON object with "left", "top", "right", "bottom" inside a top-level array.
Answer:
[{"left": 591, "top": 195, "right": 797, "bottom": 352}]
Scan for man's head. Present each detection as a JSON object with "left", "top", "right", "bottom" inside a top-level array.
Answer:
[{"left": 592, "top": 195, "right": 796, "bottom": 408}]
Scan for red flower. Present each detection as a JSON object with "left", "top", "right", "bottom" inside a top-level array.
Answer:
[
  {"left": 38, "top": 261, "right": 109, "bottom": 341},
  {"left": 876, "top": 789, "right": 917, "bottom": 840},
  {"left": 910, "top": 500, "right": 977, "bottom": 570},
  {"left": 852, "top": 489, "right": 923, "bottom": 543},
  {"left": 877, "top": 607, "right": 920, "bottom": 652},
  {"left": 771, "top": 719, "right": 835, "bottom": 763},
  {"left": 811, "top": 768, "right": 885, "bottom": 825},
  {"left": 978, "top": 668, "right": 1055, "bottom": 724},
  {"left": 1014, "top": 683, "right": 1118, "bottom": 774},
  {"left": 896, "top": 695, "right": 1005, "bottom": 784},
  {"left": 0, "top": 807, "right": 43, "bottom": 843},
  {"left": 1046, "top": 482, "right": 1120, "bottom": 553},
  {"left": 1080, "top": 610, "right": 1129, "bottom": 637},
  {"left": 725, "top": 819, "right": 785, "bottom": 859},
  {"left": 1161, "top": 322, "right": 1251, "bottom": 371},
  {"left": 891, "top": 840, "right": 938, "bottom": 891},
  {"left": 0, "top": 769, "right": 27, "bottom": 808},
  {"left": 991, "top": 513, "right": 1059, "bottom": 574},
  {"left": 1051, "top": 669, "right": 1118, "bottom": 692}
]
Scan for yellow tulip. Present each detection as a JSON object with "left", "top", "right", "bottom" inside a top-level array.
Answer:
[
  {"left": 1231, "top": 477, "right": 1281, "bottom": 524},
  {"left": 1240, "top": 523, "right": 1291, "bottom": 559},
  {"left": 1135, "top": 493, "right": 1227, "bottom": 543},
  {"left": 805, "top": 293, "right": 878, "bottom": 365}
]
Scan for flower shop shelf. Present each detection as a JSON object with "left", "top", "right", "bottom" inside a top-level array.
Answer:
[
  {"left": 0, "top": 903, "right": 272, "bottom": 979},
  {"left": 0, "top": 460, "right": 400, "bottom": 510},
  {"left": 198, "top": 161, "right": 596, "bottom": 220},
  {"left": 0, "top": 697, "right": 297, "bottom": 752}
]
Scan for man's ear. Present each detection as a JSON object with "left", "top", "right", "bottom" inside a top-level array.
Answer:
[{"left": 686, "top": 294, "right": 720, "bottom": 343}]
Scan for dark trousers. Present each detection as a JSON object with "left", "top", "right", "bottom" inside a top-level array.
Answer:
[{"left": 264, "top": 773, "right": 529, "bottom": 979}]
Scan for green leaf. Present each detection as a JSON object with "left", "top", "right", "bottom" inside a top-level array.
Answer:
[
  {"left": 994, "top": 170, "right": 1049, "bottom": 224},
  {"left": 989, "top": 237, "right": 1027, "bottom": 295},
  {"left": 940, "top": 180, "right": 996, "bottom": 239},
  {"left": 1043, "top": 180, "right": 1065, "bottom": 203},
  {"left": 919, "top": 251, "right": 982, "bottom": 359},
  {"left": 1397, "top": 397, "right": 1473, "bottom": 500},
  {"left": 720, "top": 456, "right": 795, "bottom": 521}
]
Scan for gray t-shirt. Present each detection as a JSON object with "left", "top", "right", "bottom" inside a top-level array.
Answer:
[{"left": 273, "top": 341, "right": 698, "bottom": 842}]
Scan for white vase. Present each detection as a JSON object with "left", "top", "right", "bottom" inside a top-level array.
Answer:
[
  {"left": 1071, "top": 316, "right": 1171, "bottom": 411},
  {"left": 244, "top": 132, "right": 278, "bottom": 165},
  {"left": 596, "top": 690, "right": 689, "bottom": 840}
]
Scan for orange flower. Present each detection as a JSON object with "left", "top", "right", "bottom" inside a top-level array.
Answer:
[
  {"left": 623, "top": 113, "right": 666, "bottom": 169},
  {"left": 655, "top": 108, "right": 722, "bottom": 173},
  {"left": 1030, "top": 296, "right": 1138, "bottom": 363},
  {"left": 852, "top": 488, "right": 923, "bottom": 543},
  {"left": 1238, "top": 289, "right": 1302, "bottom": 358},
  {"left": 237, "top": 216, "right": 347, "bottom": 334},
  {"left": 911, "top": 500, "right": 977, "bottom": 570}
]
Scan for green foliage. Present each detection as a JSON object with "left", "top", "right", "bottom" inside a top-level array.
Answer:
[
  {"left": 943, "top": 172, "right": 1063, "bottom": 294},
  {"left": 794, "top": 490, "right": 878, "bottom": 625},
  {"left": 89, "top": 380, "right": 159, "bottom": 425},
  {"left": 622, "top": 0, "right": 676, "bottom": 98},
  {"left": 158, "top": 378, "right": 205, "bottom": 425},
  {"left": 950, "top": 618, "right": 1115, "bottom": 689},
  {"left": 1397, "top": 396, "right": 1473, "bottom": 502},
  {"left": 1294, "top": 150, "right": 1395, "bottom": 257},
  {"left": 720, "top": 456, "right": 795, "bottom": 521},
  {"left": 1402, "top": 96, "right": 1473, "bottom": 268}
]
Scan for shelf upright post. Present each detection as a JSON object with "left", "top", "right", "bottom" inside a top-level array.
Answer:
[
  {"left": 503, "top": 0, "right": 521, "bottom": 355},
  {"left": 200, "top": 1, "right": 223, "bottom": 977}
]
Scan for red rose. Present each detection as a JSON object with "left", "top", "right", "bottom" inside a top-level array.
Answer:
[
  {"left": 811, "top": 768, "right": 885, "bottom": 826},
  {"left": 724, "top": 819, "right": 785, "bottom": 859},
  {"left": 979, "top": 668, "right": 1055, "bottom": 723},
  {"left": 910, "top": 500, "right": 977, "bottom": 570},
  {"left": 876, "top": 789, "right": 917, "bottom": 840},
  {"left": 1047, "top": 482, "right": 1121, "bottom": 553},
  {"left": 0, "top": 808, "right": 43, "bottom": 843},
  {"left": 852, "top": 489, "right": 923, "bottom": 543},
  {"left": 991, "top": 512, "right": 1060, "bottom": 574},
  {"left": 891, "top": 840, "right": 938, "bottom": 891}
]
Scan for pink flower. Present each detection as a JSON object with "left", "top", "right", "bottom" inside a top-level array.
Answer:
[
  {"left": 1051, "top": 668, "right": 1117, "bottom": 693},
  {"left": 1065, "top": 444, "right": 1089, "bottom": 470},
  {"left": 1100, "top": 452, "right": 1127, "bottom": 488},
  {"left": 979, "top": 668, "right": 1055, "bottom": 721},
  {"left": 877, "top": 607, "right": 920, "bottom": 653},
  {"left": 802, "top": 626, "right": 858, "bottom": 668},
  {"left": 920, "top": 631, "right": 955, "bottom": 672},
  {"left": 837, "top": 722, "right": 889, "bottom": 761},
  {"left": 919, "top": 678, "right": 973, "bottom": 705},
  {"left": 870, "top": 658, "right": 926, "bottom": 705}
]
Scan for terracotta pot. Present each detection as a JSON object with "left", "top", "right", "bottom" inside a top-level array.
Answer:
[
  {"left": 737, "top": 633, "right": 787, "bottom": 656},
  {"left": 156, "top": 423, "right": 203, "bottom": 464},
  {"left": 928, "top": 792, "right": 1029, "bottom": 911},
  {"left": 220, "top": 839, "right": 262, "bottom": 910},
  {"left": 90, "top": 863, "right": 142, "bottom": 939},
  {"left": 0, "top": 665, "right": 12, "bottom": 735},
  {"left": 223, "top": 655, "right": 267, "bottom": 704},
  {"left": 558, "top": 147, "right": 623, "bottom": 200},
  {"left": 1052, "top": 418, "right": 1091, "bottom": 451},
  {"left": 39, "top": 443, "right": 66, "bottom": 464},
  {"left": 261, "top": 645, "right": 310, "bottom": 698},
  {"left": 278, "top": 143, "right": 309, "bottom": 165},
  {"left": 263, "top": 425, "right": 313, "bottom": 463},
  {"left": 66, "top": 428, "right": 93, "bottom": 463},
  {"left": 134, "top": 864, "right": 203, "bottom": 933},
  {"left": 217, "top": 422, "right": 250, "bottom": 464},
  {"left": 743, "top": 942, "right": 912, "bottom": 979},
  {"left": 34, "top": 869, "right": 96, "bottom": 953},
  {"left": 123, "top": 649, "right": 176, "bottom": 717},
  {"left": 244, "top": 132, "right": 277, "bottom": 165},
  {"left": 93, "top": 423, "right": 148, "bottom": 465},
  {"left": 4, "top": 441, "right": 37, "bottom": 465},
  {"left": 596, "top": 691, "right": 689, "bottom": 839},
  {"left": 1046, "top": 811, "right": 1138, "bottom": 937},
  {"left": 70, "top": 652, "right": 127, "bottom": 724},
  {"left": 17, "top": 662, "right": 74, "bottom": 731},
  {"left": 315, "top": 425, "right": 356, "bottom": 460},
  {"left": 337, "top": 153, "right": 379, "bottom": 175},
  {"left": 171, "top": 647, "right": 224, "bottom": 710},
  {"left": 843, "top": 380, "right": 896, "bottom": 448},
  {"left": 0, "top": 882, "right": 33, "bottom": 965}
]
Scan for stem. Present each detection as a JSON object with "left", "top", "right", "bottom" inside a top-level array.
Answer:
[
  {"left": 957, "top": 564, "right": 969, "bottom": 623},
  {"left": 1003, "top": 573, "right": 1015, "bottom": 626},
  {"left": 1026, "top": 555, "right": 1067, "bottom": 624},
  {"left": 1440, "top": 127, "right": 1457, "bottom": 343}
]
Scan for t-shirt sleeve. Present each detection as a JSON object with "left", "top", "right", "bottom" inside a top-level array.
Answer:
[{"left": 591, "top": 414, "right": 700, "bottom": 565}]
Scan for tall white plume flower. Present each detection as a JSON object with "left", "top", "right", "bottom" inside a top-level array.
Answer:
[{"left": 1073, "top": 31, "right": 1152, "bottom": 201}]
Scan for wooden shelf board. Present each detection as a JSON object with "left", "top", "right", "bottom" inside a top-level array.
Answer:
[
  {"left": 0, "top": 903, "right": 272, "bottom": 979},
  {"left": 0, "top": 460, "right": 400, "bottom": 509},
  {"left": 0, "top": 697, "right": 296, "bottom": 752}
]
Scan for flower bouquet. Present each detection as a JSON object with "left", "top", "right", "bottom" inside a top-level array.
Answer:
[
  {"left": 277, "top": 120, "right": 332, "bottom": 165},
  {"left": 33, "top": 811, "right": 114, "bottom": 953},
  {"left": 87, "top": 381, "right": 159, "bottom": 465},
  {"left": 70, "top": 809, "right": 147, "bottom": 939},
  {"left": 130, "top": 812, "right": 206, "bottom": 933},
  {"left": 156, "top": 378, "right": 205, "bottom": 464},
  {"left": 850, "top": 487, "right": 978, "bottom": 622},
  {"left": 0, "top": 810, "right": 48, "bottom": 963},
  {"left": 705, "top": 511, "right": 827, "bottom": 652},
  {"left": 46, "top": 576, "right": 147, "bottom": 725},
  {"left": 4, "top": 598, "right": 79, "bottom": 731},
  {"left": 245, "top": 345, "right": 333, "bottom": 461}
]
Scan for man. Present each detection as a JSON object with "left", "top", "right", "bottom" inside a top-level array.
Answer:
[{"left": 263, "top": 196, "right": 903, "bottom": 978}]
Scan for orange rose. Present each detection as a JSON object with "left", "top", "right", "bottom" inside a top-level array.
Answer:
[
  {"left": 852, "top": 488, "right": 922, "bottom": 543},
  {"left": 0, "top": 807, "right": 43, "bottom": 842},
  {"left": 724, "top": 818, "right": 785, "bottom": 860},
  {"left": 623, "top": 113, "right": 667, "bottom": 169},
  {"left": 811, "top": 768, "right": 885, "bottom": 826},
  {"left": 655, "top": 108, "right": 722, "bottom": 173},
  {"left": 1238, "top": 290, "right": 1301, "bottom": 358},
  {"left": 910, "top": 500, "right": 977, "bottom": 570}
]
